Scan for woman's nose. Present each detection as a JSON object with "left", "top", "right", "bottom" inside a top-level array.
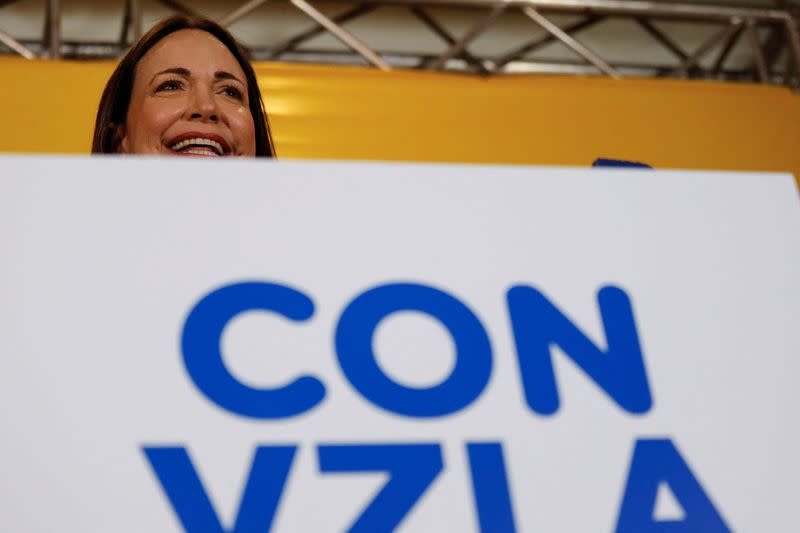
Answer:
[{"left": 188, "top": 89, "right": 219, "bottom": 123}]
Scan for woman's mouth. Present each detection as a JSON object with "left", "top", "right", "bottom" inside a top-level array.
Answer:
[
  {"left": 169, "top": 137, "right": 224, "bottom": 156},
  {"left": 166, "top": 133, "right": 231, "bottom": 156}
]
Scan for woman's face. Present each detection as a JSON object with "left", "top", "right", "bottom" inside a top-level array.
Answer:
[{"left": 120, "top": 29, "right": 256, "bottom": 157}]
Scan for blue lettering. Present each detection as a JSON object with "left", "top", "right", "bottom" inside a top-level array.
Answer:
[
  {"left": 335, "top": 283, "right": 492, "bottom": 417},
  {"left": 181, "top": 281, "right": 325, "bottom": 419},
  {"left": 615, "top": 438, "right": 730, "bottom": 532},
  {"left": 143, "top": 445, "right": 295, "bottom": 533},
  {"left": 318, "top": 443, "right": 443, "bottom": 532},
  {"left": 507, "top": 285, "right": 652, "bottom": 415},
  {"left": 467, "top": 442, "right": 518, "bottom": 533}
]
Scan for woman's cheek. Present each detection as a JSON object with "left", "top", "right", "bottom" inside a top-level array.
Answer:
[
  {"left": 233, "top": 106, "right": 256, "bottom": 156},
  {"left": 144, "top": 99, "right": 187, "bottom": 153},
  {"left": 148, "top": 100, "right": 185, "bottom": 131}
]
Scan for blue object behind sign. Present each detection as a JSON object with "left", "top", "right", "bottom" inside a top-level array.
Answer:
[{"left": 593, "top": 158, "right": 653, "bottom": 169}]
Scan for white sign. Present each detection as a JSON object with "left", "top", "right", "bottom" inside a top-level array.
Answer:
[{"left": 0, "top": 156, "right": 798, "bottom": 532}]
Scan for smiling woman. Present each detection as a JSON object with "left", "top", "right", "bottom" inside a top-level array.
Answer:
[{"left": 92, "top": 16, "right": 275, "bottom": 157}]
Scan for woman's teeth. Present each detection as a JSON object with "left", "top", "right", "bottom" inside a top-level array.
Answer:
[
  {"left": 170, "top": 138, "right": 224, "bottom": 156},
  {"left": 181, "top": 147, "right": 219, "bottom": 156}
]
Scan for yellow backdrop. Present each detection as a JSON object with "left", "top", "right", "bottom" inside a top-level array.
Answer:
[{"left": 1, "top": 56, "right": 798, "bottom": 181}]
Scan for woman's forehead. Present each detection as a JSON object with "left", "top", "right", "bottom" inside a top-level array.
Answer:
[{"left": 136, "top": 29, "right": 247, "bottom": 82}]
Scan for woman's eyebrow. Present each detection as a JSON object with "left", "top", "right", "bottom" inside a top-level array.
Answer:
[
  {"left": 215, "top": 71, "right": 245, "bottom": 85},
  {"left": 150, "top": 67, "right": 191, "bottom": 84}
]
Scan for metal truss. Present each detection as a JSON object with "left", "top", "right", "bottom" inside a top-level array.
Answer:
[{"left": 1, "top": 0, "right": 799, "bottom": 87}]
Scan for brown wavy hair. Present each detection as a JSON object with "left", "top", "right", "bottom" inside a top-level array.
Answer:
[{"left": 92, "top": 15, "right": 275, "bottom": 157}]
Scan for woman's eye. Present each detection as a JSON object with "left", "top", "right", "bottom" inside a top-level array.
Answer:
[
  {"left": 222, "top": 86, "right": 244, "bottom": 100},
  {"left": 155, "top": 80, "right": 183, "bottom": 92}
]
